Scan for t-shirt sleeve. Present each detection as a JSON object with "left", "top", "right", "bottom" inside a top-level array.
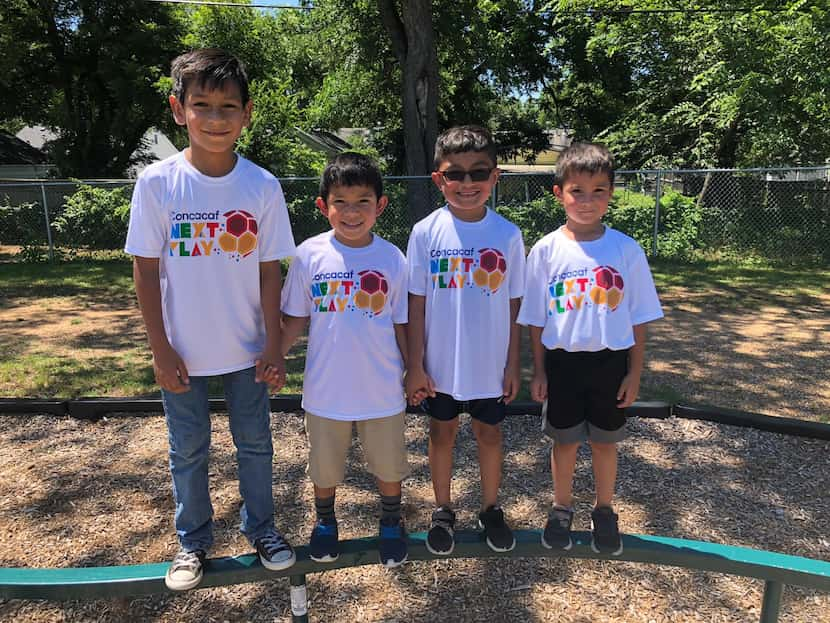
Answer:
[
  {"left": 517, "top": 242, "right": 547, "bottom": 327},
  {"left": 507, "top": 229, "right": 526, "bottom": 299},
  {"left": 124, "top": 174, "right": 166, "bottom": 258},
  {"left": 258, "top": 179, "right": 296, "bottom": 262},
  {"left": 281, "top": 252, "right": 311, "bottom": 317},
  {"left": 406, "top": 228, "right": 428, "bottom": 296},
  {"left": 626, "top": 245, "right": 664, "bottom": 325},
  {"left": 390, "top": 249, "right": 409, "bottom": 324}
]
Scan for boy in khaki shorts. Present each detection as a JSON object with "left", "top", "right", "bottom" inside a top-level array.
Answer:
[{"left": 281, "top": 153, "right": 410, "bottom": 567}]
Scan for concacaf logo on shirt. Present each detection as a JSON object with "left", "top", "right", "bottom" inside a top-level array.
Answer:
[
  {"left": 548, "top": 264, "right": 625, "bottom": 315},
  {"left": 430, "top": 247, "right": 507, "bottom": 295},
  {"left": 168, "top": 210, "right": 258, "bottom": 261},
  {"left": 310, "top": 268, "right": 389, "bottom": 317}
]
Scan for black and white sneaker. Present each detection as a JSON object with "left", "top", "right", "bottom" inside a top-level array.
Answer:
[
  {"left": 478, "top": 505, "right": 516, "bottom": 552},
  {"left": 426, "top": 506, "right": 456, "bottom": 555},
  {"left": 164, "top": 549, "right": 206, "bottom": 591},
  {"left": 590, "top": 506, "right": 623, "bottom": 556},
  {"left": 542, "top": 506, "right": 574, "bottom": 550},
  {"left": 255, "top": 529, "right": 296, "bottom": 570}
]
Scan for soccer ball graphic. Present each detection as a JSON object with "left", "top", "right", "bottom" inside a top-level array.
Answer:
[
  {"left": 472, "top": 248, "right": 507, "bottom": 293},
  {"left": 218, "top": 210, "right": 258, "bottom": 257},
  {"left": 353, "top": 269, "right": 389, "bottom": 314},
  {"left": 589, "top": 265, "right": 624, "bottom": 310}
]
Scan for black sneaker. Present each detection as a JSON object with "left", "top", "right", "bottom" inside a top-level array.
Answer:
[
  {"left": 378, "top": 516, "right": 408, "bottom": 568},
  {"left": 164, "top": 549, "right": 206, "bottom": 591},
  {"left": 590, "top": 506, "right": 623, "bottom": 556},
  {"left": 478, "top": 505, "right": 516, "bottom": 552},
  {"left": 426, "top": 507, "right": 456, "bottom": 555},
  {"left": 542, "top": 506, "right": 574, "bottom": 550},
  {"left": 309, "top": 518, "right": 339, "bottom": 563},
  {"left": 255, "top": 529, "right": 296, "bottom": 570}
]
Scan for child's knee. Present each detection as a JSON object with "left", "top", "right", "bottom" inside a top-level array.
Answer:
[
  {"left": 472, "top": 420, "right": 502, "bottom": 446},
  {"left": 588, "top": 440, "right": 617, "bottom": 455},
  {"left": 429, "top": 418, "right": 458, "bottom": 446}
]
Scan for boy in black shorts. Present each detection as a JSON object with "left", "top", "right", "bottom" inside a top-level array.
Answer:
[{"left": 518, "top": 143, "right": 663, "bottom": 555}]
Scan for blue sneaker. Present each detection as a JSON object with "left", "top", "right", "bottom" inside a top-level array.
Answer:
[
  {"left": 378, "top": 517, "right": 408, "bottom": 568},
  {"left": 309, "top": 518, "right": 339, "bottom": 563}
]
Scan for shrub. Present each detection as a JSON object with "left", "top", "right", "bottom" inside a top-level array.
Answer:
[{"left": 52, "top": 184, "right": 133, "bottom": 249}]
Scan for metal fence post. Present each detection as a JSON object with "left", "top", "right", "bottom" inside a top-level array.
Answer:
[
  {"left": 290, "top": 574, "right": 309, "bottom": 623},
  {"left": 759, "top": 580, "right": 783, "bottom": 623},
  {"left": 652, "top": 171, "right": 663, "bottom": 257},
  {"left": 40, "top": 183, "right": 54, "bottom": 261}
]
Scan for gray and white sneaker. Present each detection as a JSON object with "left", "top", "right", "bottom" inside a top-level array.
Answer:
[
  {"left": 426, "top": 507, "right": 456, "bottom": 555},
  {"left": 256, "top": 529, "right": 296, "bottom": 570},
  {"left": 165, "top": 549, "right": 206, "bottom": 591},
  {"left": 542, "top": 506, "right": 574, "bottom": 550}
]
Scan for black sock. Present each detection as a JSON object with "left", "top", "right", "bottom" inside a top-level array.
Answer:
[
  {"left": 380, "top": 494, "right": 402, "bottom": 522},
  {"left": 315, "top": 495, "right": 335, "bottom": 522}
]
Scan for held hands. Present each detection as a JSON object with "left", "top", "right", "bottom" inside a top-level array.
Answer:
[
  {"left": 405, "top": 367, "right": 436, "bottom": 406},
  {"left": 153, "top": 344, "right": 190, "bottom": 394},
  {"left": 616, "top": 372, "right": 640, "bottom": 408},
  {"left": 529, "top": 370, "right": 547, "bottom": 403},
  {"left": 255, "top": 349, "right": 287, "bottom": 393}
]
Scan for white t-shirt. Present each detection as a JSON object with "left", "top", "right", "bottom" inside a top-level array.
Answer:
[
  {"left": 282, "top": 231, "right": 408, "bottom": 421},
  {"left": 518, "top": 226, "right": 663, "bottom": 351},
  {"left": 407, "top": 206, "right": 526, "bottom": 400},
  {"left": 125, "top": 152, "right": 296, "bottom": 375}
]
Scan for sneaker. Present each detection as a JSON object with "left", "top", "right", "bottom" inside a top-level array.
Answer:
[
  {"left": 542, "top": 506, "right": 574, "bottom": 550},
  {"left": 164, "top": 549, "right": 206, "bottom": 591},
  {"left": 378, "top": 516, "right": 408, "bottom": 568},
  {"left": 255, "top": 529, "right": 296, "bottom": 571},
  {"left": 478, "top": 505, "right": 516, "bottom": 552},
  {"left": 426, "top": 507, "right": 456, "bottom": 555},
  {"left": 309, "top": 518, "right": 339, "bottom": 563},
  {"left": 590, "top": 506, "right": 623, "bottom": 556}
]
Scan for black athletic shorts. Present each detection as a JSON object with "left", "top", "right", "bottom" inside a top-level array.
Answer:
[
  {"left": 542, "top": 348, "right": 629, "bottom": 444},
  {"left": 421, "top": 392, "right": 506, "bottom": 426}
]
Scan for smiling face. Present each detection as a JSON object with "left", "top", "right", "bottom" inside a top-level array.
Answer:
[
  {"left": 317, "top": 183, "right": 388, "bottom": 248},
  {"left": 431, "top": 151, "right": 500, "bottom": 222},
  {"left": 553, "top": 170, "right": 614, "bottom": 238},
  {"left": 169, "top": 82, "right": 252, "bottom": 177}
]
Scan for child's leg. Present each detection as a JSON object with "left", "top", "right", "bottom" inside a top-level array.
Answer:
[
  {"left": 162, "top": 376, "right": 213, "bottom": 553},
  {"left": 377, "top": 479, "right": 402, "bottom": 520},
  {"left": 471, "top": 419, "right": 502, "bottom": 510},
  {"left": 551, "top": 441, "right": 580, "bottom": 508},
  {"left": 224, "top": 367, "right": 275, "bottom": 543},
  {"left": 589, "top": 441, "right": 618, "bottom": 508},
  {"left": 313, "top": 484, "right": 336, "bottom": 521},
  {"left": 429, "top": 417, "right": 459, "bottom": 507}
]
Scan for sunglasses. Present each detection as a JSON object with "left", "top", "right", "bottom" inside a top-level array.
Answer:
[{"left": 439, "top": 168, "right": 494, "bottom": 183}]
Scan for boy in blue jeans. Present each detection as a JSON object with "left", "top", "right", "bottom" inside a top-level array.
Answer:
[
  {"left": 406, "top": 126, "right": 525, "bottom": 555},
  {"left": 519, "top": 142, "right": 663, "bottom": 555},
  {"left": 281, "top": 152, "right": 410, "bottom": 567},
  {"left": 126, "top": 49, "right": 297, "bottom": 590}
]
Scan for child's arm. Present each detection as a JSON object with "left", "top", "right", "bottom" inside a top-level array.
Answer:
[
  {"left": 405, "top": 293, "right": 435, "bottom": 404},
  {"left": 617, "top": 323, "right": 648, "bottom": 408},
  {"left": 133, "top": 256, "right": 190, "bottom": 393},
  {"left": 394, "top": 323, "right": 408, "bottom": 367},
  {"left": 528, "top": 325, "right": 547, "bottom": 403},
  {"left": 257, "top": 260, "right": 286, "bottom": 392},
  {"left": 281, "top": 314, "right": 308, "bottom": 356},
  {"left": 502, "top": 297, "right": 522, "bottom": 403}
]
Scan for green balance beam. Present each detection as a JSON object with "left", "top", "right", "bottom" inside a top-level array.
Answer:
[{"left": 2, "top": 530, "right": 829, "bottom": 601}]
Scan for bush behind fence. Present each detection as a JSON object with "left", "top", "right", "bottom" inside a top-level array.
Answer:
[{"left": 1, "top": 167, "right": 828, "bottom": 263}]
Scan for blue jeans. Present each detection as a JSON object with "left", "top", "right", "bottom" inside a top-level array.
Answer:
[{"left": 162, "top": 367, "right": 275, "bottom": 552}]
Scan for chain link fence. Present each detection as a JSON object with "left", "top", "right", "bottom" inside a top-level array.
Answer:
[{"left": 1, "top": 167, "right": 828, "bottom": 262}]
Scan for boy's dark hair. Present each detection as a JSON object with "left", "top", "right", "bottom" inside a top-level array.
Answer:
[
  {"left": 433, "top": 125, "right": 498, "bottom": 169},
  {"left": 171, "top": 48, "right": 250, "bottom": 105},
  {"left": 319, "top": 152, "right": 383, "bottom": 201},
  {"left": 555, "top": 142, "right": 615, "bottom": 186}
]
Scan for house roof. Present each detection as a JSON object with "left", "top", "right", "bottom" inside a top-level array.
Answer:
[{"left": 0, "top": 131, "right": 47, "bottom": 165}]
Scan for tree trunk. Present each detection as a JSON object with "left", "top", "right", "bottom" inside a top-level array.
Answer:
[{"left": 378, "top": 0, "right": 439, "bottom": 221}]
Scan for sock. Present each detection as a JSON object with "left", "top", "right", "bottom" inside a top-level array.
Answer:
[
  {"left": 380, "top": 494, "right": 402, "bottom": 523},
  {"left": 315, "top": 495, "right": 335, "bottom": 522}
]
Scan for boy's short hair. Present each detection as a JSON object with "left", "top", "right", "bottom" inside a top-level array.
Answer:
[
  {"left": 555, "top": 142, "right": 615, "bottom": 186},
  {"left": 319, "top": 152, "right": 383, "bottom": 201},
  {"left": 171, "top": 48, "right": 250, "bottom": 105},
  {"left": 433, "top": 125, "right": 498, "bottom": 169}
]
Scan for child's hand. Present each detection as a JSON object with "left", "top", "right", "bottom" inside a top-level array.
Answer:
[
  {"left": 502, "top": 362, "right": 520, "bottom": 404},
  {"left": 405, "top": 367, "right": 435, "bottom": 406},
  {"left": 256, "top": 352, "right": 287, "bottom": 393},
  {"left": 616, "top": 372, "right": 640, "bottom": 408},
  {"left": 529, "top": 370, "right": 547, "bottom": 403},
  {"left": 153, "top": 344, "right": 190, "bottom": 393}
]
